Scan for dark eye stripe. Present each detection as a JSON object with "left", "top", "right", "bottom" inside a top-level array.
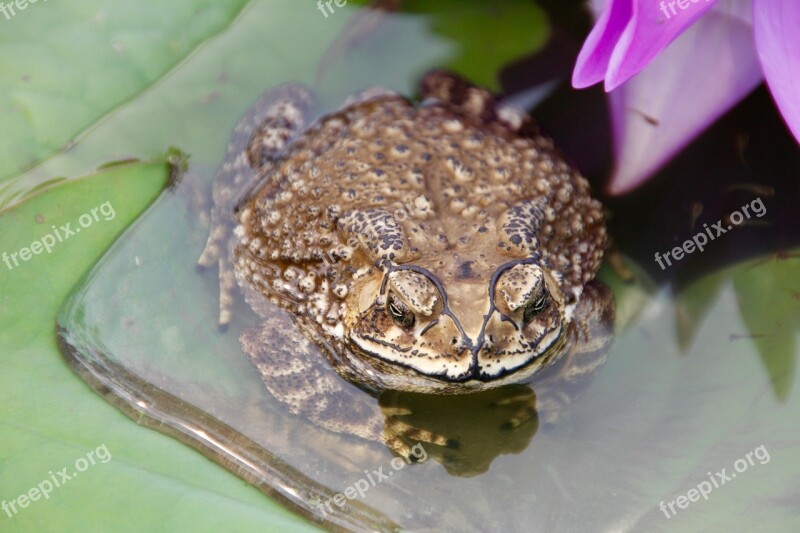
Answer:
[{"left": 419, "top": 319, "right": 439, "bottom": 336}]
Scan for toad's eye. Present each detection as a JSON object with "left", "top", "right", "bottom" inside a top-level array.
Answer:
[
  {"left": 387, "top": 294, "right": 416, "bottom": 329},
  {"left": 523, "top": 291, "right": 548, "bottom": 324}
]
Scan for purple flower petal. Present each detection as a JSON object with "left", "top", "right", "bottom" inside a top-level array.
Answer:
[
  {"left": 605, "top": 0, "right": 720, "bottom": 90},
  {"left": 607, "top": 2, "right": 762, "bottom": 194},
  {"left": 754, "top": 0, "right": 800, "bottom": 145},
  {"left": 572, "top": 0, "right": 633, "bottom": 88}
]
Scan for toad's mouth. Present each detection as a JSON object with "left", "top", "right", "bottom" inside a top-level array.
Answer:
[{"left": 349, "top": 318, "right": 566, "bottom": 386}]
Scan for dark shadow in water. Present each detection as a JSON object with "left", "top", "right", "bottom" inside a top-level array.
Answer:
[{"left": 379, "top": 385, "right": 539, "bottom": 477}]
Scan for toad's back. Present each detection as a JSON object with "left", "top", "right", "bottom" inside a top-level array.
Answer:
[{"left": 238, "top": 95, "right": 605, "bottom": 302}]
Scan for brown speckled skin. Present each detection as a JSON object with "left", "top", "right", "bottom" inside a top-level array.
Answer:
[{"left": 200, "top": 73, "right": 613, "bottom": 456}]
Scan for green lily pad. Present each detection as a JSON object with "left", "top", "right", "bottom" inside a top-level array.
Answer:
[
  {"left": 2, "top": 0, "right": 549, "bottom": 210},
  {"left": 0, "top": 1, "right": 552, "bottom": 530}
]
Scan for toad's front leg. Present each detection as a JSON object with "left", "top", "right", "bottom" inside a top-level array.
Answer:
[{"left": 241, "top": 312, "right": 454, "bottom": 460}]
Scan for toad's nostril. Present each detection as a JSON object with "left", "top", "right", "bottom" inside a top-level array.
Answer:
[
  {"left": 451, "top": 338, "right": 469, "bottom": 355},
  {"left": 482, "top": 336, "right": 495, "bottom": 351}
]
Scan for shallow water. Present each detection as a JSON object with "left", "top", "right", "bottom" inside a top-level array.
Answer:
[
  {"left": 51, "top": 0, "right": 800, "bottom": 531},
  {"left": 55, "top": 175, "right": 800, "bottom": 530}
]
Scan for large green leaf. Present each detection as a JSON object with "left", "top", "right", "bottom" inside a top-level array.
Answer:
[{"left": 0, "top": 1, "right": 551, "bottom": 530}]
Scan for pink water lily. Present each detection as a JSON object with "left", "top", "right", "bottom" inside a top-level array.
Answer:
[{"left": 572, "top": 0, "right": 800, "bottom": 194}]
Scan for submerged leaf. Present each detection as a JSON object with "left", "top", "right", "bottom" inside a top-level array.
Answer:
[
  {"left": 674, "top": 275, "right": 725, "bottom": 353},
  {"left": 678, "top": 252, "right": 800, "bottom": 401},
  {"left": 732, "top": 253, "right": 800, "bottom": 401}
]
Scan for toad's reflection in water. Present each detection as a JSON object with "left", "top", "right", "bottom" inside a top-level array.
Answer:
[{"left": 379, "top": 385, "right": 540, "bottom": 477}]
